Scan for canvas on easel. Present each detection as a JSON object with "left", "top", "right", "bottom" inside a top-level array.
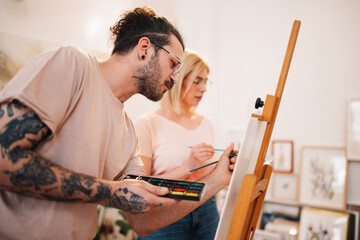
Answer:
[
  {"left": 215, "top": 117, "right": 267, "bottom": 239},
  {"left": 215, "top": 20, "right": 301, "bottom": 240}
]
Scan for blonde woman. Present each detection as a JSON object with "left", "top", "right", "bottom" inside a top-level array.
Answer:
[{"left": 134, "top": 50, "right": 219, "bottom": 239}]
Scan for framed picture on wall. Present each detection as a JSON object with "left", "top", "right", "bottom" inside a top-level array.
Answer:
[
  {"left": 298, "top": 208, "right": 349, "bottom": 240},
  {"left": 348, "top": 99, "right": 360, "bottom": 161},
  {"left": 254, "top": 229, "right": 282, "bottom": 240},
  {"left": 299, "top": 146, "right": 347, "bottom": 210},
  {"left": 271, "top": 173, "right": 298, "bottom": 201},
  {"left": 271, "top": 140, "right": 294, "bottom": 173}
]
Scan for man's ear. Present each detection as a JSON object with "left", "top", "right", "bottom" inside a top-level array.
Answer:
[{"left": 137, "top": 37, "right": 151, "bottom": 60}]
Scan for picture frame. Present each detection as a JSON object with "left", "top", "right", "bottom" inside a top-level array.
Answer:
[
  {"left": 254, "top": 229, "right": 282, "bottom": 240},
  {"left": 260, "top": 202, "right": 300, "bottom": 230},
  {"left": 347, "top": 161, "right": 360, "bottom": 206},
  {"left": 271, "top": 140, "right": 294, "bottom": 173},
  {"left": 348, "top": 99, "right": 360, "bottom": 161},
  {"left": 299, "top": 146, "right": 347, "bottom": 210},
  {"left": 345, "top": 209, "right": 359, "bottom": 240},
  {"left": 271, "top": 173, "right": 298, "bottom": 201},
  {"left": 298, "top": 208, "right": 349, "bottom": 240}
]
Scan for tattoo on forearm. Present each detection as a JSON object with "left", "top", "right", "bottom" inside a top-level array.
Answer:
[
  {"left": 3, "top": 153, "right": 56, "bottom": 190},
  {"left": 3, "top": 147, "right": 112, "bottom": 202},
  {"left": 91, "top": 183, "right": 111, "bottom": 202},
  {"left": 61, "top": 173, "right": 94, "bottom": 197},
  {"left": 40, "top": 177, "right": 111, "bottom": 203},
  {"left": 110, "top": 188, "right": 148, "bottom": 214}
]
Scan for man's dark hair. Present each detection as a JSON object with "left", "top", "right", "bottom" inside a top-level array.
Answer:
[{"left": 110, "top": 6, "right": 185, "bottom": 55}]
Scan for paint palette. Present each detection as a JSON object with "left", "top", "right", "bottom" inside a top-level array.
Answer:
[{"left": 120, "top": 174, "right": 205, "bottom": 201}]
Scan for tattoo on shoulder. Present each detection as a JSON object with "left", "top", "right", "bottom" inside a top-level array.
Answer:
[
  {"left": 7, "top": 100, "right": 27, "bottom": 117},
  {"left": 0, "top": 100, "right": 27, "bottom": 120},
  {"left": 110, "top": 188, "right": 148, "bottom": 214},
  {"left": 0, "top": 112, "right": 50, "bottom": 158}
]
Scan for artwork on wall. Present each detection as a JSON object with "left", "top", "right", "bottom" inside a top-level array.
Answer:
[
  {"left": 348, "top": 99, "right": 360, "bottom": 161},
  {"left": 271, "top": 173, "right": 298, "bottom": 201},
  {"left": 271, "top": 140, "right": 293, "bottom": 173},
  {"left": 299, "top": 146, "right": 347, "bottom": 210},
  {"left": 259, "top": 202, "right": 300, "bottom": 238},
  {"left": 298, "top": 208, "right": 349, "bottom": 240}
]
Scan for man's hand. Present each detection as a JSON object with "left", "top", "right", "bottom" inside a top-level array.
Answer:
[
  {"left": 212, "top": 143, "right": 238, "bottom": 186},
  {"left": 108, "top": 179, "right": 177, "bottom": 214}
]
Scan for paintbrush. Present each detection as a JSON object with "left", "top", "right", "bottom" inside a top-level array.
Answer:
[{"left": 188, "top": 148, "right": 237, "bottom": 172}]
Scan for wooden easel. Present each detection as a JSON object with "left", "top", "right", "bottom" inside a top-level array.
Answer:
[{"left": 227, "top": 20, "right": 301, "bottom": 240}]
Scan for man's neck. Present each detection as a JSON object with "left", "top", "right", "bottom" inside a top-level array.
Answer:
[{"left": 98, "top": 54, "right": 138, "bottom": 103}]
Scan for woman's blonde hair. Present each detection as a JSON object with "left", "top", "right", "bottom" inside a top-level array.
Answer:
[{"left": 159, "top": 50, "right": 210, "bottom": 114}]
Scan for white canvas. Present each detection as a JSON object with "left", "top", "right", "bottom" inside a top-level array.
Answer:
[{"left": 215, "top": 117, "right": 267, "bottom": 239}]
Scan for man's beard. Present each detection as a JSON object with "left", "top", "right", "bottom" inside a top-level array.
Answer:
[{"left": 133, "top": 53, "right": 173, "bottom": 102}]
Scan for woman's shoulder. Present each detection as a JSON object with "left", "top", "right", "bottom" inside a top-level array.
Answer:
[
  {"left": 136, "top": 111, "right": 159, "bottom": 121},
  {"left": 196, "top": 112, "right": 210, "bottom": 122},
  {"left": 198, "top": 113, "right": 214, "bottom": 127},
  {"left": 134, "top": 111, "right": 160, "bottom": 127}
]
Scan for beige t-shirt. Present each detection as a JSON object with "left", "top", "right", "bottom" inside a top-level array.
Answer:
[
  {"left": 134, "top": 112, "right": 215, "bottom": 181},
  {"left": 0, "top": 46, "right": 144, "bottom": 240}
]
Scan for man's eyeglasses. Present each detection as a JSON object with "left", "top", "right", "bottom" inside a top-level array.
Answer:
[
  {"left": 150, "top": 41, "right": 183, "bottom": 76},
  {"left": 193, "top": 77, "right": 213, "bottom": 89}
]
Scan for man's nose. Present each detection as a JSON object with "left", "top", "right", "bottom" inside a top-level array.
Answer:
[{"left": 170, "top": 73, "right": 179, "bottom": 85}]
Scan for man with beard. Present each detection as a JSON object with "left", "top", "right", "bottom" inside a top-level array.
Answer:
[{"left": 0, "top": 6, "right": 236, "bottom": 240}]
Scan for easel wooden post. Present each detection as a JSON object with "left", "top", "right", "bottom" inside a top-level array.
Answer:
[{"left": 227, "top": 20, "right": 301, "bottom": 240}]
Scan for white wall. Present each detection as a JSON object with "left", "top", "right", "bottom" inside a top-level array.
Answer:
[
  {"left": 209, "top": 0, "right": 360, "bottom": 173},
  {"left": 1, "top": 0, "right": 360, "bottom": 174}
]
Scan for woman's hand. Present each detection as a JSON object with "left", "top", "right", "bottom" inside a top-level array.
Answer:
[{"left": 185, "top": 143, "right": 215, "bottom": 171}]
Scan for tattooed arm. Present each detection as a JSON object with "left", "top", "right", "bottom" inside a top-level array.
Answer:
[{"left": 0, "top": 100, "right": 175, "bottom": 215}]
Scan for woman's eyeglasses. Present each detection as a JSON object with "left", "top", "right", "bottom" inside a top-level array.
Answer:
[{"left": 193, "top": 77, "right": 213, "bottom": 89}]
